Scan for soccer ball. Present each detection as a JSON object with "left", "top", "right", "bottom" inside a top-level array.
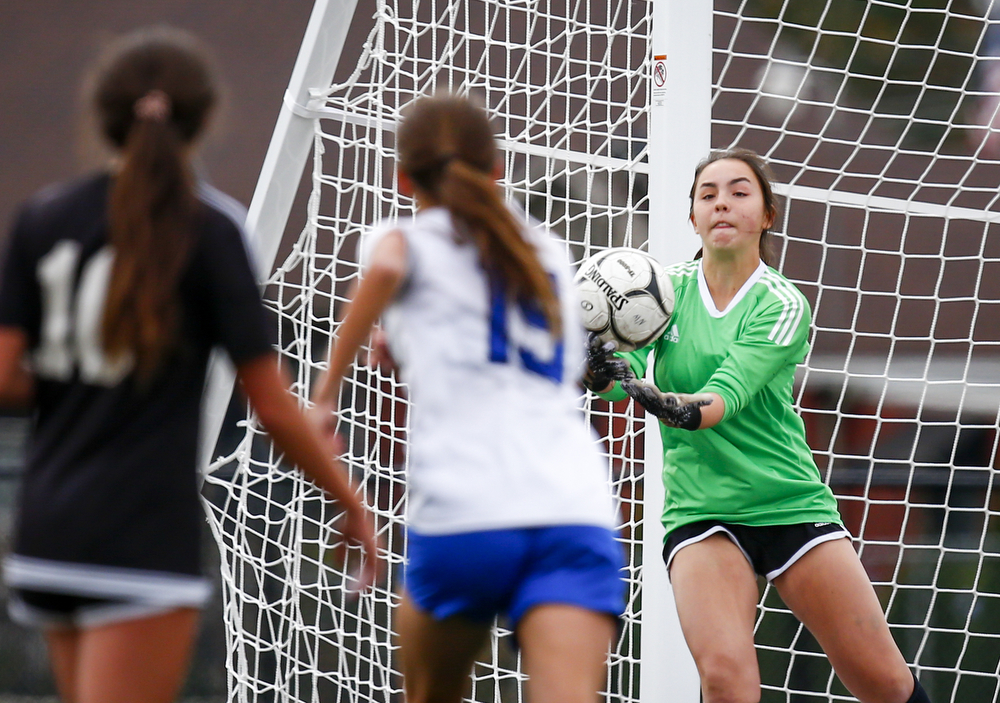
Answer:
[{"left": 574, "top": 247, "right": 674, "bottom": 351}]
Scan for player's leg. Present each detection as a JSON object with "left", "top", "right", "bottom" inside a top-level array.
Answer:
[
  {"left": 396, "top": 594, "right": 492, "bottom": 703},
  {"left": 73, "top": 607, "right": 200, "bottom": 703},
  {"left": 669, "top": 534, "right": 762, "bottom": 703},
  {"left": 508, "top": 525, "right": 624, "bottom": 703},
  {"left": 396, "top": 528, "right": 525, "bottom": 703},
  {"left": 12, "top": 590, "right": 89, "bottom": 703},
  {"left": 518, "top": 603, "right": 615, "bottom": 703},
  {"left": 773, "top": 538, "right": 920, "bottom": 703},
  {"left": 45, "top": 627, "right": 82, "bottom": 703}
]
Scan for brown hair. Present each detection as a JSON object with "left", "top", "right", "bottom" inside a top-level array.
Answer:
[
  {"left": 397, "top": 94, "right": 561, "bottom": 336},
  {"left": 689, "top": 147, "right": 780, "bottom": 266},
  {"left": 92, "top": 27, "right": 216, "bottom": 380}
]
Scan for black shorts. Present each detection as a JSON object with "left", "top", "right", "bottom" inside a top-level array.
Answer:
[
  {"left": 662, "top": 520, "right": 849, "bottom": 581},
  {"left": 8, "top": 588, "right": 184, "bottom": 630},
  {"left": 4, "top": 554, "right": 211, "bottom": 630}
]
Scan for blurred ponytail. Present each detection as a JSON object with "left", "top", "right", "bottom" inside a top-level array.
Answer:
[
  {"left": 91, "top": 28, "right": 216, "bottom": 380},
  {"left": 398, "top": 95, "right": 562, "bottom": 336}
]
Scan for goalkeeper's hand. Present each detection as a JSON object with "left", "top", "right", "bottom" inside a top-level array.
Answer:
[
  {"left": 582, "top": 334, "right": 635, "bottom": 393},
  {"left": 621, "top": 378, "right": 713, "bottom": 431}
]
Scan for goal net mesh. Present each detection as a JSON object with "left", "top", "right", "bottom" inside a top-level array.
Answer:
[
  {"left": 203, "top": 1, "right": 1000, "bottom": 702},
  {"left": 204, "top": 0, "right": 649, "bottom": 701},
  {"left": 716, "top": 1, "right": 1000, "bottom": 701}
]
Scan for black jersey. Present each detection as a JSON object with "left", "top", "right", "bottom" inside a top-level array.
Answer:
[{"left": 0, "top": 173, "right": 273, "bottom": 603}]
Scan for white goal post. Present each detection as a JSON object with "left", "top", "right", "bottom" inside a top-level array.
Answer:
[
  {"left": 641, "top": 1, "right": 709, "bottom": 701},
  {"left": 202, "top": 1, "right": 1000, "bottom": 702},
  {"left": 199, "top": 0, "right": 360, "bottom": 471}
]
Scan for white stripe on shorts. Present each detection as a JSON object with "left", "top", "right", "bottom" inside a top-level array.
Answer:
[
  {"left": 8, "top": 593, "right": 179, "bottom": 630},
  {"left": 664, "top": 524, "right": 754, "bottom": 579},
  {"left": 764, "top": 527, "right": 850, "bottom": 581},
  {"left": 4, "top": 555, "right": 211, "bottom": 606}
]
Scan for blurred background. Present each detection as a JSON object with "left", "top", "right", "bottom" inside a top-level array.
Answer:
[
  {"left": 7, "top": 1, "right": 1000, "bottom": 701},
  {"left": 0, "top": 2, "right": 316, "bottom": 699}
]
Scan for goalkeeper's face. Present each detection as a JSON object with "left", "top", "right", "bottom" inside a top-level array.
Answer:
[{"left": 690, "top": 158, "right": 773, "bottom": 260}]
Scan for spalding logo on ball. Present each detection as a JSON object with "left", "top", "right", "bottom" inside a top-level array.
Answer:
[{"left": 574, "top": 248, "right": 675, "bottom": 351}]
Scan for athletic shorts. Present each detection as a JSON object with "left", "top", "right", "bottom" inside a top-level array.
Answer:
[
  {"left": 663, "top": 520, "right": 850, "bottom": 582},
  {"left": 406, "top": 524, "right": 625, "bottom": 629},
  {"left": 8, "top": 588, "right": 190, "bottom": 630}
]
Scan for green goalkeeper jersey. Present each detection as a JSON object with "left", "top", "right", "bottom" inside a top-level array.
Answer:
[{"left": 601, "top": 259, "right": 842, "bottom": 535}]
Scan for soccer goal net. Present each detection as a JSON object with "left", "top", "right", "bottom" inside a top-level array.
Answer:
[{"left": 203, "top": 1, "right": 1000, "bottom": 702}]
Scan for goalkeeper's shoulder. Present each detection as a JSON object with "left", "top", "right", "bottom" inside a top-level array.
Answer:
[
  {"left": 753, "top": 268, "right": 812, "bottom": 346},
  {"left": 663, "top": 259, "right": 701, "bottom": 290},
  {"left": 664, "top": 259, "right": 699, "bottom": 291},
  {"left": 664, "top": 259, "right": 700, "bottom": 278},
  {"left": 757, "top": 267, "right": 811, "bottom": 314}
]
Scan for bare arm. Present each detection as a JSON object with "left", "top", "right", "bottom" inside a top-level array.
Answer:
[
  {"left": 0, "top": 327, "right": 34, "bottom": 408},
  {"left": 237, "top": 352, "right": 379, "bottom": 588},
  {"left": 312, "top": 229, "right": 408, "bottom": 403},
  {"left": 697, "top": 392, "right": 725, "bottom": 428}
]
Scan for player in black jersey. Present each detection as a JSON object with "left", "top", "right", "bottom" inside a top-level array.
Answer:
[{"left": 0, "top": 28, "right": 376, "bottom": 703}]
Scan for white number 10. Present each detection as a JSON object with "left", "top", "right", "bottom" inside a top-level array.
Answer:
[{"left": 34, "top": 241, "right": 134, "bottom": 386}]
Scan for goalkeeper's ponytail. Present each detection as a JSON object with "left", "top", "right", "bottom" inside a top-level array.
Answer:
[
  {"left": 91, "top": 27, "right": 216, "bottom": 381},
  {"left": 397, "top": 94, "right": 562, "bottom": 337}
]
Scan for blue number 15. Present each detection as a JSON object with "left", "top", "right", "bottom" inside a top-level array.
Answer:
[{"left": 488, "top": 278, "right": 564, "bottom": 383}]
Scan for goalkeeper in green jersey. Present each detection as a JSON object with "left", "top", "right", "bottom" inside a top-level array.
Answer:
[{"left": 585, "top": 149, "right": 931, "bottom": 703}]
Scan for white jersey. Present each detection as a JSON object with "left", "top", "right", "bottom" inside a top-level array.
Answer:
[{"left": 363, "top": 207, "right": 616, "bottom": 535}]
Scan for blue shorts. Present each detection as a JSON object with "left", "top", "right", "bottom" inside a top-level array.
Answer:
[{"left": 405, "top": 525, "right": 625, "bottom": 629}]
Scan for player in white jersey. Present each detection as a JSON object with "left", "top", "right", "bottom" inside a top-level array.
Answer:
[{"left": 310, "top": 94, "right": 624, "bottom": 703}]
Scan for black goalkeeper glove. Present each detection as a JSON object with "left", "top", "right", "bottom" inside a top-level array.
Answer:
[
  {"left": 621, "top": 379, "right": 713, "bottom": 431},
  {"left": 582, "top": 334, "right": 635, "bottom": 393}
]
